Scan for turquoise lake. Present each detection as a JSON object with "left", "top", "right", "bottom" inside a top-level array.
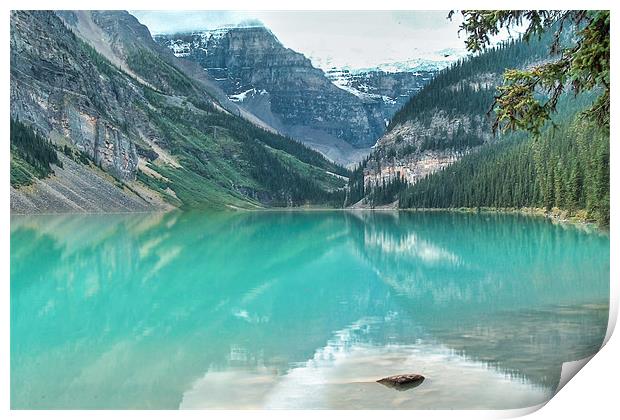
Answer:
[{"left": 10, "top": 211, "right": 609, "bottom": 409}]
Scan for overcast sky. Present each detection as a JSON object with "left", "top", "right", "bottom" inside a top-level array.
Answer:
[{"left": 130, "top": 10, "right": 472, "bottom": 69}]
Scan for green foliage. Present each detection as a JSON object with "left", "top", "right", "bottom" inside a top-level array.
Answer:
[
  {"left": 352, "top": 11, "right": 609, "bottom": 226},
  {"left": 451, "top": 10, "right": 570, "bottom": 53},
  {"left": 345, "top": 163, "right": 366, "bottom": 206},
  {"left": 126, "top": 47, "right": 195, "bottom": 94},
  {"left": 143, "top": 89, "right": 348, "bottom": 177},
  {"left": 74, "top": 37, "right": 127, "bottom": 120},
  {"left": 345, "top": 161, "right": 408, "bottom": 207},
  {"left": 12, "top": 10, "right": 348, "bottom": 209},
  {"left": 10, "top": 154, "right": 37, "bottom": 187},
  {"left": 78, "top": 37, "right": 119, "bottom": 79},
  {"left": 154, "top": 164, "right": 255, "bottom": 210},
  {"left": 453, "top": 10, "right": 610, "bottom": 133},
  {"left": 139, "top": 93, "right": 348, "bottom": 208},
  {"left": 61, "top": 144, "right": 92, "bottom": 165},
  {"left": 388, "top": 35, "right": 550, "bottom": 131},
  {"left": 10, "top": 118, "right": 60, "bottom": 186},
  {"left": 366, "top": 175, "right": 407, "bottom": 207},
  {"left": 399, "top": 116, "right": 609, "bottom": 226},
  {"left": 248, "top": 146, "right": 346, "bottom": 207},
  {"left": 419, "top": 120, "right": 485, "bottom": 152},
  {"left": 380, "top": 34, "right": 552, "bottom": 165}
]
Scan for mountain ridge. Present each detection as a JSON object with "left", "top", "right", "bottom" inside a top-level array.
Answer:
[
  {"left": 346, "top": 34, "right": 553, "bottom": 207},
  {"left": 10, "top": 10, "right": 348, "bottom": 213},
  {"left": 155, "top": 27, "right": 408, "bottom": 165}
]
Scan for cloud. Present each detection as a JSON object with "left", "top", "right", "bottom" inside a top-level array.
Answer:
[
  {"left": 130, "top": 10, "right": 469, "bottom": 69},
  {"left": 130, "top": 10, "right": 254, "bottom": 34}
]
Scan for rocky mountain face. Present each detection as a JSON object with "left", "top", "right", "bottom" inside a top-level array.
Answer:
[
  {"left": 325, "top": 68, "right": 435, "bottom": 123},
  {"left": 359, "top": 38, "right": 550, "bottom": 192},
  {"left": 10, "top": 11, "right": 347, "bottom": 213},
  {"left": 156, "top": 28, "right": 394, "bottom": 165},
  {"left": 362, "top": 116, "right": 492, "bottom": 196},
  {"left": 11, "top": 11, "right": 142, "bottom": 181}
]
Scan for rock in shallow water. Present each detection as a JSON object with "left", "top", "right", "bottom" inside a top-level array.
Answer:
[{"left": 377, "top": 374, "right": 425, "bottom": 391}]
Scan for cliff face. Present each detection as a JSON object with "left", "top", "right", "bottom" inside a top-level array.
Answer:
[
  {"left": 10, "top": 11, "right": 140, "bottom": 181},
  {"left": 325, "top": 68, "right": 435, "bottom": 123},
  {"left": 360, "top": 39, "right": 551, "bottom": 192},
  {"left": 362, "top": 80, "right": 499, "bottom": 188},
  {"left": 156, "top": 28, "right": 388, "bottom": 164},
  {"left": 364, "top": 112, "right": 487, "bottom": 187},
  {"left": 10, "top": 11, "right": 347, "bottom": 213}
]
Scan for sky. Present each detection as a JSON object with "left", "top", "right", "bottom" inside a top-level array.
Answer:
[{"left": 130, "top": 10, "right": 472, "bottom": 70}]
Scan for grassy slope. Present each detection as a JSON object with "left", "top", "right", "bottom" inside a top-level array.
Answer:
[
  {"left": 10, "top": 152, "right": 38, "bottom": 187},
  {"left": 133, "top": 86, "right": 348, "bottom": 209},
  {"left": 116, "top": 31, "right": 351, "bottom": 209}
]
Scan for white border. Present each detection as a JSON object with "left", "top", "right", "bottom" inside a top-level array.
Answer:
[{"left": 2, "top": 1, "right": 617, "bottom": 419}]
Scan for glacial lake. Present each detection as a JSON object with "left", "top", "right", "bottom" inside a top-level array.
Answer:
[{"left": 11, "top": 211, "right": 609, "bottom": 409}]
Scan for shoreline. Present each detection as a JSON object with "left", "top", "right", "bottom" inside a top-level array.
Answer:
[
  {"left": 398, "top": 206, "right": 607, "bottom": 232},
  {"left": 10, "top": 204, "right": 608, "bottom": 232}
]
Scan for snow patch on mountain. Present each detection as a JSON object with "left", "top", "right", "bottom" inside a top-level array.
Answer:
[
  {"left": 228, "top": 88, "right": 269, "bottom": 102},
  {"left": 311, "top": 48, "right": 469, "bottom": 75},
  {"left": 229, "top": 88, "right": 255, "bottom": 102}
]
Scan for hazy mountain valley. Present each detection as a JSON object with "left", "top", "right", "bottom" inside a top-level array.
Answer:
[
  {"left": 10, "top": 11, "right": 349, "bottom": 212},
  {"left": 9, "top": 10, "right": 451, "bottom": 212},
  {"left": 9, "top": 10, "right": 609, "bottom": 226},
  {"left": 155, "top": 28, "right": 438, "bottom": 165},
  {"left": 9, "top": 10, "right": 611, "bottom": 410}
]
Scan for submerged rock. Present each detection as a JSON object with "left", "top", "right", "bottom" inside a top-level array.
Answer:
[{"left": 377, "top": 374, "right": 425, "bottom": 391}]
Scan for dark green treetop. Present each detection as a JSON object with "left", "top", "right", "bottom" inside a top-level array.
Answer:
[{"left": 451, "top": 10, "right": 610, "bottom": 134}]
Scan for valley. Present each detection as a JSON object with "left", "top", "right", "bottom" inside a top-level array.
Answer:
[
  {"left": 154, "top": 27, "right": 448, "bottom": 165},
  {"left": 10, "top": 11, "right": 349, "bottom": 213},
  {"left": 8, "top": 10, "right": 611, "bottom": 411},
  {"left": 9, "top": 10, "right": 610, "bottom": 227}
]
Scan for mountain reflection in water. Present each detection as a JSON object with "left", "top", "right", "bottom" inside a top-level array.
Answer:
[{"left": 11, "top": 211, "right": 609, "bottom": 409}]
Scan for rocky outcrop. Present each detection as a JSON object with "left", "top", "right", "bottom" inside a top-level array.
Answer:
[
  {"left": 325, "top": 67, "right": 435, "bottom": 122},
  {"left": 10, "top": 11, "right": 141, "bottom": 181},
  {"left": 10, "top": 11, "right": 348, "bottom": 213},
  {"left": 156, "top": 28, "right": 388, "bottom": 164},
  {"left": 360, "top": 39, "right": 552, "bottom": 194},
  {"left": 364, "top": 150, "right": 463, "bottom": 187},
  {"left": 378, "top": 110, "right": 493, "bottom": 150},
  {"left": 361, "top": 72, "right": 502, "bottom": 190},
  {"left": 362, "top": 110, "right": 491, "bottom": 189}
]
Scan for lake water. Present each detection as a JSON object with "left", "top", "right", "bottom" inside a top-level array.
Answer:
[{"left": 10, "top": 211, "right": 609, "bottom": 409}]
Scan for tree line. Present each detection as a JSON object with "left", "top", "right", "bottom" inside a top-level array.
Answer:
[
  {"left": 398, "top": 116, "right": 609, "bottom": 225},
  {"left": 388, "top": 34, "right": 552, "bottom": 131},
  {"left": 10, "top": 118, "right": 61, "bottom": 186}
]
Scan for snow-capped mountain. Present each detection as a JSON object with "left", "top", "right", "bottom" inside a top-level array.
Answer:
[
  {"left": 155, "top": 27, "right": 388, "bottom": 165},
  {"left": 316, "top": 48, "right": 469, "bottom": 122},
  {"left": 155, "top": 27, "right": 466, "bottom": 164},
  {"left": 325, "top": 67, "right": 435, "bottom": 122}
]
